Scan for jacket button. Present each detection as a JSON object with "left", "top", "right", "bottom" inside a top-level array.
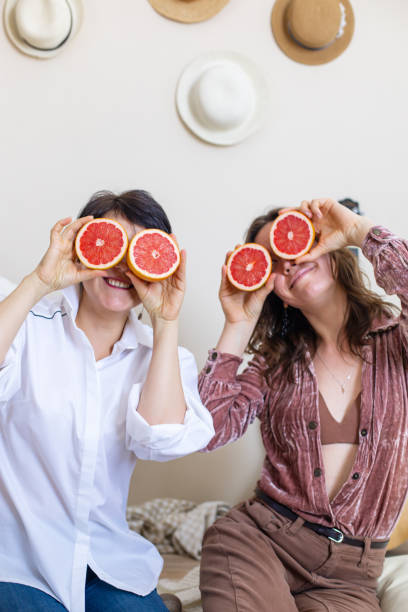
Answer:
[
  {"left": 308, "top": 421, "right": 318, "bottom": 430},
  {"left": 205, "top": 366, "right": 211, "bottom": 374},
  {"left": 373, "top": 228, "right": 381, "bottom": 236},
  {"left": 211, "top": 351, "right": 218, "bottom": 360},
  {"left": 314, "top": 468, "right": 322, "bottom": 477},
  {"left": 352, "top": 472, "right": 360, "bottom": 480},
  {"left": 360, "top": 429, "right": 368, "bottom": 437}
]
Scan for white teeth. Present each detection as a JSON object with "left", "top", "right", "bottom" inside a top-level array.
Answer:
[{"left": 105, "top": 279, "right": 131, "bottom": 289}]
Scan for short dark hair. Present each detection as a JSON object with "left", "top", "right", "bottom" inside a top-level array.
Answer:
[{"left": 78, "top": 190, "right": 172, "bottom": 233}]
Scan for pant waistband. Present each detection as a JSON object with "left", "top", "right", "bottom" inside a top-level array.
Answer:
[{"left": 255, "top": 489, "right": 388, "bottom": 549}]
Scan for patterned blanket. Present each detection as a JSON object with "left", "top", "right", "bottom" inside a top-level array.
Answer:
[{"left": 126, "top": 497, "right": 230, "bottom": 559}]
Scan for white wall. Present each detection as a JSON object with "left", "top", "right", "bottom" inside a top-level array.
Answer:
[{"left": 1, "top": 0, "right": 407, "bottom": 505}]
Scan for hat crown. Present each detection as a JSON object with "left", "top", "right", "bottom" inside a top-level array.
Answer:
[
  {"left": 287, "top": 0, "right": 342, "bottom": 49},
  {"left": 192, "top": 62, "right": 255, "bottom": 130},
  {"left": 15, "top": 0, "right": 72, "bottom": 50}
]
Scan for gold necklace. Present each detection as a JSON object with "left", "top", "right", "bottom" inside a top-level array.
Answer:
[{"left": 315, "top": 351, "right": 352, "bottom": 394}]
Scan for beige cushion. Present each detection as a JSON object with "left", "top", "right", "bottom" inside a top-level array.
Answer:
[
  {"left": 387, "top": 499, "right": 408, "bottom": 551},
  {"left": 377, "top": 555, "right": 408, "bottom": 611}
]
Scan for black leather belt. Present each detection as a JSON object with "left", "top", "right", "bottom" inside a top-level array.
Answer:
[{"left": 255, "top": 489, "right": 388, "bottom": 549}]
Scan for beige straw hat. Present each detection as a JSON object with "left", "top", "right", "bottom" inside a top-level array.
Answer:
[
  {"left": 271, "top": 0, "right": 354, "bottom": 65},
  {"left": 4, "top": 0, "right": 83, "bottom": 59},
  {"left": 176, "top": 51, "right": 269, "bottom": 146},
  {"left": 148, "top": 0, "right": 230, "bottom": 24}
]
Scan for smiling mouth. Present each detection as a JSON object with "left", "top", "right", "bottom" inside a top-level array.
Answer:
[
  {"left": 290, "top": 266, "right": 314, "bottom": 289},
  {"left": 103, "top": 278, "right": 132, "bottom": 290}
]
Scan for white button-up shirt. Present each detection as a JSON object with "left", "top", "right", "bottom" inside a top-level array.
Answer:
[{"left": 0, "top": 280, "right": 214, "bottom": 611}]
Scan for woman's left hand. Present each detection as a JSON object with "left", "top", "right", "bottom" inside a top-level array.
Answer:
[
  {"left": 294, "top": 198, "right": 374, "bottom": 263},
  {"left": 125, "top": 242, "right": 186, "bottom": 323}
]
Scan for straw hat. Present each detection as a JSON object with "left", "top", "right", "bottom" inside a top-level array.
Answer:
[
  {"left": 271, "top": 0, "right": 354, "bottom": 65},
  {"left": 3, "top": 0, "right": 83, "bottom": 59},
  {"left": 176, "top": 51, "right": 269, "bottom": 146},
  {"left": 148, "top": 0, "right": 230, "bottom": 24}
]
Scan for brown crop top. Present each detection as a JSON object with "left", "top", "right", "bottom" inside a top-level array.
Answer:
[{"left": 319, "top": 391, "right": 361, "bottom": 445}]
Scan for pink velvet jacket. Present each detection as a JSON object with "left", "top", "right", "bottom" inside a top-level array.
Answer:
[{"left": 198, "top": 227, "right": 408, "bottom": 539}]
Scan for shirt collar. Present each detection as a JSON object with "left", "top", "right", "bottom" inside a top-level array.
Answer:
[
  {"left": 61, "top": 284, "right": 153, "bottom": 350},
  {"left": 368, "top": 314, "right": 399, "bottom": 335}
]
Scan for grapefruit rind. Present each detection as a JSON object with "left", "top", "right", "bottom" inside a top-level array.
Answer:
[
  {"left": 269, "top": 211, "right": 315, "bottom": 260},
  {"left": 226, "top": 243, "right": 272, "bottom": 292},
  {"left": 127, "top": 229, "right": 181, "bottom": 282},
  {"left": 75, "top": 218, "right": 129, "bottom": 270}
]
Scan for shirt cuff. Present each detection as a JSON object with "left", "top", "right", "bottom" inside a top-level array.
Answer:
[
  {"left": 362, "top": 226, "right": 397, "bottom": 258},
  {"left": 126, "top": 384, "right": 214, "bottom": 461},
  {"left": 201, "top": 350, "right": 242, "bottom": 381}
]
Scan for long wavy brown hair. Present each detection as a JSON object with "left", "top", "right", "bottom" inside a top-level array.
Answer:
[{"left": 245, "top": 208, "right": 398, "bottom": 382}]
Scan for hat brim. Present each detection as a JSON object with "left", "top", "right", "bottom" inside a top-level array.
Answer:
[
  {"left": 148, "top": 0, "right": 230, "bottom": 24},
  {"left": 3, "top": 0, "right": 83, "bottom": 59},
  {"left": 271, "top": 0, "right": 354, "bottom": 66},
  {"left": 176, "top": 51, "right": 269, "bottom": 146}
]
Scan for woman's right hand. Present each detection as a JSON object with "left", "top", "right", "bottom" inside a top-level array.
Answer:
[
  {"left": 33, "top": 216, "right": 105, "bottom": 293},
  {"left": 219, "top": 248, "right": 276, "bottom": 326}
]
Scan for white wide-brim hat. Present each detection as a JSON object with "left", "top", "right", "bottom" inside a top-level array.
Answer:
[
  {"left": 4, "top": 0, "right": 83, "bottom": 59},
  {"left": 176, "top": 51, "right": 269, "bottom": 146}
]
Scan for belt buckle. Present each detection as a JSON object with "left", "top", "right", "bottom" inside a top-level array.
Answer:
[{"left": 328, "top": 528, "right": 344, "bottom": 543}]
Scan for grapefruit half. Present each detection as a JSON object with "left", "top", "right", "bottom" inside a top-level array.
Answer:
[
  {"left": 75, "top": 218, "right": 129, "bottom": 269},
  {"left": 270, "top": 211, "right": 315, "bottom": 260},
  {"left": 127, "top": 229, "right": 181, "bottom": 282},
  {"left": 226, "top": 243, "right": 272, "bottom": 292}
]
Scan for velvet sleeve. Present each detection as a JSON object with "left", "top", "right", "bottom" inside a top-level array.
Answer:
[
  {"left": 362, "top": 226, "right": 408, "bottom": 352},
  {"left": 198, "top": 349, "right": 268, "bottom": 451}
]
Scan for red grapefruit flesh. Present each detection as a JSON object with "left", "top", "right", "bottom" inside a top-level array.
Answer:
[
  {"left": 127, "top": 229, "right": 181, "bottom": 281},
  {"left": 227, "top": 243, "right": 272, "bottom": 292},
  {"left": 75, "top": 218, "right": 128, "bottom": 269},
  {"left": 270, "top": 211, "right": 315, "bottom": 260}
]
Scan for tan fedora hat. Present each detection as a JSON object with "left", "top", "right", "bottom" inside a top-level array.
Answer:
[
  {"left": 4, "top": 0, "right": 83, "bottom": 59},
  {"left": 271, "top": 0, "right": 354, "bottom": 65},
  {"left": 148, "top": 0, "right": 230, "bottom": 24}
]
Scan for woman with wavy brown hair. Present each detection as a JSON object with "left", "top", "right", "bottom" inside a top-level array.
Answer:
[{"left": 198, "top": 198, "right": 407, "bottom": 611}]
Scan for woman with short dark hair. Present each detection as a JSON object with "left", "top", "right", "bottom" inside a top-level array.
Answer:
[
  {"left": 0, "top": 189, "right": 214, "bottom": 611},
  {"left": 198, "top": 198, "right": 406, "bottom": 611}
]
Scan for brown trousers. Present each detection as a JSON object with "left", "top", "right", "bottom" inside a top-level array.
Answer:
[{"left": 200, "top": 499, "right": 386, "bottom": 612}]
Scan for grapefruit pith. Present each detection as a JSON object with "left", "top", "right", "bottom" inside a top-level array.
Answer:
[
  {"left": 226, "top": 243, "right": 272, "bottom": 291},
  {"left": 127, "top": 229, "right": 181, "bottom": 282},
  {"left": 75, "top": 218, "right": 128, "bottom": 269},
  {"left": 270, "top": 211, "right": 315, "bottom": 260}
]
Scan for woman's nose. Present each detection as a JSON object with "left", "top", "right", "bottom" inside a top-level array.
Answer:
[
  {"left": 115, "top": 260, "right": 129, "bottom": 272},
  {"left": 282, "top": 260, "right": 296, "bottom": 275}
]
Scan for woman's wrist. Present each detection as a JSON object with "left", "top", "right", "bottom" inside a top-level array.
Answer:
[
  {"left": 347, "top": 217, "right": 375, "bottom": 248},
  {"left": 23, "top": 271, "right": 53, "bottom": 302},
  {"left": 151, "top": 316, "right": 179, "bottom": 339},
  {"left": 216, "top": 319, "right": 256, "bottom": 357}
]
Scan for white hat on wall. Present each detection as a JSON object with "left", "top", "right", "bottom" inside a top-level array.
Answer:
[
  {"left": 3, "top": 0, "right": 83, "bottom": 59},
  {"left": 176, "top": 51, "right": 269, "bottom": 146}
]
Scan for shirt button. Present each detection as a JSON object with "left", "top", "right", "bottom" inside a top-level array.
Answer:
[
  {"left": 314, "top": 468, "right": 322, "bottom": 477},
  {"left": 308, "top": 421, "right": 318, "bottom": 430},
  {"left": 205, "top": 366, "right": 212, "bottom": 374},
  {"left": 360, "top": 429, "right": 368, "bottom": 437},
  {"left": 352, "top": 472, "right": 360, "bottom": 480},
  {"left": 211, "top": 351, "right": 218, "bottom": 360},
  {"left": 373, "top": 228, "right": 381, "bottom": 236}
]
